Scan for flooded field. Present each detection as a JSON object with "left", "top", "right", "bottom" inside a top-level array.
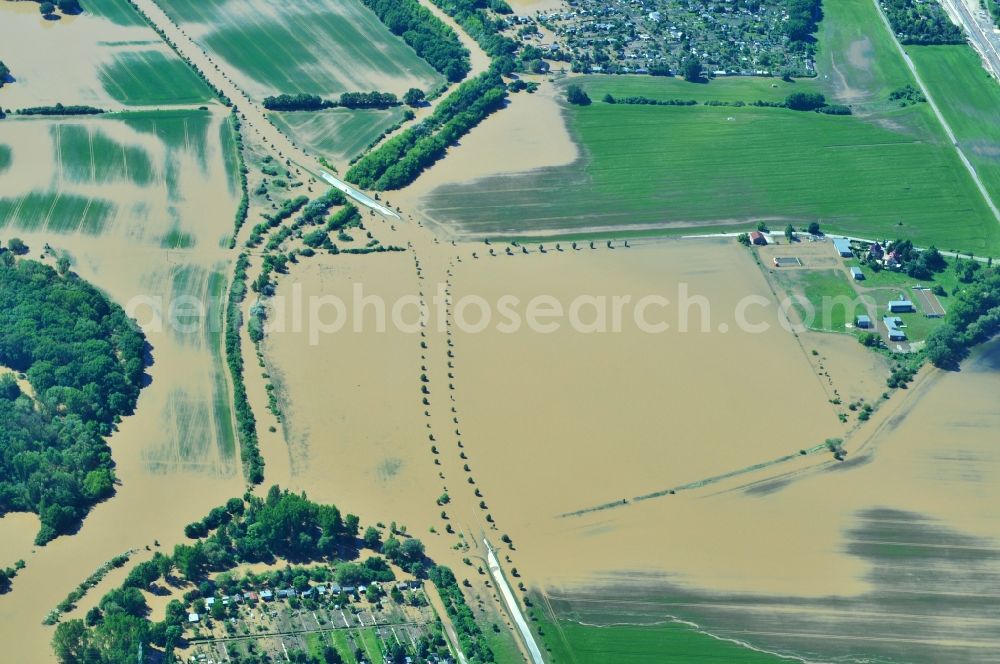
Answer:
[
  {"left": 260, "top": 225, "right": 1000, "bottom": 663},
  {"left": 261, "top": 253, "right": 445, "bottom": 551},
  {"left": 0, "top": 110, "right": 243, "bottom": 661},
  {"left": 540, "top": 339, "right": 1000, "bottom": 663},
  {"left": 393, "top": 82, "right": 577, "bottom": 235},
  {"left": 0, "top": 0, "right": 213, "bottom": 108},
  {"left": 153, "top": 0, "right": 444, "bottom": 101}
]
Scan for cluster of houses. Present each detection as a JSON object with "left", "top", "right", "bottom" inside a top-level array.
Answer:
[
  {"left": 534, "top": 0, "right": 817, "bottom": 77},
  {"left": 187, "top": 580, "right": 423, "bottom": 623}
]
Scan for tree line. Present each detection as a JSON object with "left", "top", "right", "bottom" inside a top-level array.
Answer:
[
  {"left": 0, "top": 60, "right": 9, "bottom": 88},
  {"left": 225, "top": 253, "right": 265, "bottom": 484},
  {"left": 16, "top": 104, "right": 104, "bottom": 116},
  {"left": 926, "top": 262, "right": 999, "bottom": 368},
  {"left": 263, "top": 91, "right": 404, "bottom": 111},
  {"left": 0, "top": 256, "right": 146, "bottom": 544},
  {"left": 430, "top": 566, "right": 499, "bottom": 663},
  {"left": 881, "top": 0, "right": 965, "bottom": 44},
  {"left": 588, "top": 89, "right": 851, "bottom": 115},
  {"left": 359, "top": 0, "right": 471, "bottom": 82},
  {"left": 346, "top": 69, "right": 508, "bottom": 190},
  {"left": 429, "top": 0, "right": 519, "bottom": 58}
]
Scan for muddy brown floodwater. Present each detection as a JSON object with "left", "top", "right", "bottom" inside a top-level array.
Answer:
[{"left": 0, "top": 110, "right": 243, "bottom": 662}]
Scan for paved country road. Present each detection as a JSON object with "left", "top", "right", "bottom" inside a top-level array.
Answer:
[{"left": 870, "top": 0, "right": 1000, "bottom": 226}]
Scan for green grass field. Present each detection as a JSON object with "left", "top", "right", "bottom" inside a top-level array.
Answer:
[
  {"left": 0, "top": 145, "right": 11, "bottom": 174},
  {"left": 154, "top": 0, "right": 444, "bottom": 100},
  {"left": 531, "top": 605, "right": 792, "bottom": 664},
  {"left": 423, "top": 99, "right": 999, "bottom": 252},
  {"left": 98, "top": 50, "right": 215, "bottom": 106},
  {"left": 812, "top": 0, "right": 913, "bottom": 105},
  {"left": 775, "top": 269, "right": 865, "bottom": 333},
  {"left": 908, "top": 45, "right": 1000, "bottom": 222},
  {"left": 270, "top": 107, "right": 406, "bottom": 164}
]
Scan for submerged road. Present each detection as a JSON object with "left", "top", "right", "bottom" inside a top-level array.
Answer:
[
  {"left": 320, "top": 171, "right": 400, "bottom": 219},
  {"left": 128, "top": 0, "right": 398, "bottom": 219},
  {"left": 485, "top": 539, "right": 545, "bottom": 664},
  {"left": 870, "top": 0, "right": 1000, "bottom": 226}
]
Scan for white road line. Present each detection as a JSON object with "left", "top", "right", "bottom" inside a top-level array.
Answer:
[{"left": 484, "top": 538, "right": 545, "bottom": 664}]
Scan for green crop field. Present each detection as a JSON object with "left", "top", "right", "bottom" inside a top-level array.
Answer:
[
  {"left": 908, "top": 45, "right": 1000, "bottom": 219},
  {"left": 53, "top": 123, "right": 155, "bottom": 186},
  {"left": 419, "top": 0, "right": 999, "bottom": 255},
  {"left": 98, "top": 50, "right": 215, "bottom": 106},
  {"left": 0, "top": 192, "right": 115, "bottom": 235},
  {"left": 270, "top": 107, "right": 406, "bottom": 164},
  {"left": 532, "top": 605, "right": 791, "bottom": 663},
  {"left": 423, "top": 99, "right": 999, "bottom": 253},
  {"left": 154, "top": 0, "right": 444, "bottom": 100}
]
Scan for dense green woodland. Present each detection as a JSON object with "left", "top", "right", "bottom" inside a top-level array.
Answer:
[
  {"left": 926, "top": 263, "right": 1000, "bottom": 368},
  {"left": 429, "top": 0, "right": 517, "bottom": 58},
  {"left": 0, "top": 257, "right": 146, "bottom": 544},
  {"left": 359, "top": 0, "right": 471, "bottom": 82},
  {"left": 785, "top": 0, "right": 824, "bottom": 42},
  {"left": 0, "top": 60, "right": 9, "bottom": 87},
  {"left": 52, "top": 488, "right": 495, "bottom": 664},
  {"left": 881, "top": 0, "right": 965, "bottom": 44}
]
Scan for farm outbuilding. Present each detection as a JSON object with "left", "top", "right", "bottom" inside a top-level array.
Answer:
[
  {"left": 850, "top": 267, "right": 864, "bottom": 280},
  {"left": 833, "top": 238, "right": 853, "bottom": 257},
  {"left": 749, "top": 231, "right": 767, "bottom": 245},
  {"left": 857, "top": 315, "right": 871, "bottom": 328},
  {"left": 888, "top": 299, "right": 915, "bottom": 313},
  {"left": 883, "top": 316, "right": 906, "bottom": 341}
]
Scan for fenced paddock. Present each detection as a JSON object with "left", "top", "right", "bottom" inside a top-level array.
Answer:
[
  {"left": 773, "top": 256, "right": 803, "bottom": 267},
  {"left": 913, "top": 287, "right": 946, "bottom": 317}
]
